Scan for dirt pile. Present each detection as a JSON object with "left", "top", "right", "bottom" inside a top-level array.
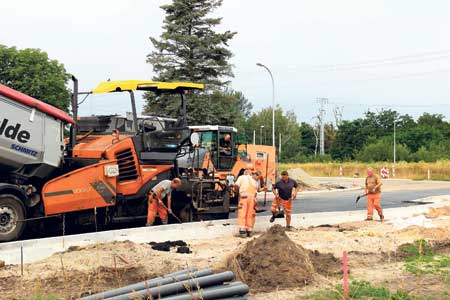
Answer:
[
  {"left": 425, "top": 206, "right": 450, "bottom": 219},
  {"left": 287, "top": 168, "right": 325, "bottom": 190},
  {"left": 228, "top": 225, "right": 341, "bottom": 292}
]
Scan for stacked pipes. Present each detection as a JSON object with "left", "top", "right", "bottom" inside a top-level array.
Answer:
[{"left": 80, "top": 268, "right": 249, "bottom": 300}]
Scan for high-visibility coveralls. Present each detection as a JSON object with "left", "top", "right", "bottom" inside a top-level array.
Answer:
[
  {"left": 235, "top": 174, "right": 258, "bottom": 233},
  {"left": 147, "top": 180, "right": 172, "bottom": 225},
  {"left": 365, "top": 172, "right": 383, "bottom": 221}
]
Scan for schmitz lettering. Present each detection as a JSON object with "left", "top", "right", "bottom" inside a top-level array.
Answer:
[
  {"left": 0, "top": 118, "right": 31, "bottom": 143},
  {"left": 10, "top": 144, "right": 38, "bottom": 157}
]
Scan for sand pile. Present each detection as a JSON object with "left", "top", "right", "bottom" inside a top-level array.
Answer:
[
  {"left": 287, "top": 168, "right": 324, "bottom": 190},
  {"left": 229, "top": 225, "right": 341, "bottom": 292},
  {"left": 425, "top": 206, "right": 450, "bottom": 219}
]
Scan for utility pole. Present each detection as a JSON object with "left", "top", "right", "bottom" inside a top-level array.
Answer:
[
  {"left": 333, "top": 105, "right": 344, "bottom": 127},
  {"left": 317, "top": 98, "right": 328, "bottom": 155},
  {"left": 253, "top": 130, "right": 256, "bottom": 145},
  {"left": 260, "top": 125, "right": 264, "bottom": 145},
  {"left": 279, "top": 132, "right": 282, "bottom": 157}
]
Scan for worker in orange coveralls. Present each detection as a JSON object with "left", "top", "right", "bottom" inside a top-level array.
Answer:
[
  {"left": 235, "top": 170, "right": 263, "bottom": 238},
  {"left": 271, "top": 170, "right": 298, "bottom": 229},
  {"left": 365, "top": 168, "right": 384, "bottom": 222},
  {"left": 146, "top": 178, "right": 182, "bottom": 226}
]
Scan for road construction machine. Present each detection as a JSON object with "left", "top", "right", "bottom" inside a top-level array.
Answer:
[
  {"left": 0, "top": 79, "right": 234, "bottom": 242},
  {"left": 178, "top": 125, "right": 276, "bottom": 204}
]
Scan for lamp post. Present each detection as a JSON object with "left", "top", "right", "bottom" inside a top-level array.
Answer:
[
  {"left": 256, "top": 63, "right": 275, "bottom": 147},
  {"left": 260, "top": 125, "right": 264, "bottom": 144},
  {"left": 393, "top": 120, "right": 397, "bottom": 177}
]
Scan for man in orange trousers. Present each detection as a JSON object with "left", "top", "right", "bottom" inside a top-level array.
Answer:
[
  {"left": 235, "top": 170, "right": 263, "bottom": 238},
  {"left": 147, "top": 178, "right": 182, "bottom": 226},
  {"left": 365, "top": 168, "right": 384, "bottom": 222},
  {"left": 271, "top": 170, "right": 298, "bottom": 229}
]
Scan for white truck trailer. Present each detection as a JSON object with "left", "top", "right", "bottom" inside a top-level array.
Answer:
[{"left": 0, "top": 83, "right": 74, "bottom": 240}]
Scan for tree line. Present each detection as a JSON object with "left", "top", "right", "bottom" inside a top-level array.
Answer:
[{"left": 1, "top": 0, "right": 448, "bottom": 164}]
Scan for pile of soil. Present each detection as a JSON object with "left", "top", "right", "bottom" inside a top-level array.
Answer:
[
  {"left": 228, "top": 225, "right": 341, "bottom": 292},
  {"left": 425, "top": 206, "right": 450, "bottom": 219}
]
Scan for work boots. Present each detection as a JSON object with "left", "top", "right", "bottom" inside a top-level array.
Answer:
[
  {"left": 270, "top": 214, "right": 276, "bottom": 223},
  {"left": 379, "top": 214, "right": 385, "bottom": 222},
  {"left": 365, "top": 216, "right": 373, "bottom": 221},
  {"left": 239, "top": 230, "right": 247, "bottom": 238}
]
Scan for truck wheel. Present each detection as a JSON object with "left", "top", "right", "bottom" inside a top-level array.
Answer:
[{"left": 0, "top": 195, "right": 26, "bottom": 242}]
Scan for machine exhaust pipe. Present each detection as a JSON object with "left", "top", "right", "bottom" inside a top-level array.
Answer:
[{"left": 70, "top": 75, "right": 79, "bottom": 152}]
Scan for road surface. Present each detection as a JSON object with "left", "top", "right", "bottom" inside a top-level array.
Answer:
[
  {"left": 248, "top": 187, "right": 450, "bottom": 217},
  {"left": 231, "top": 178, "right": 450, "bottom": 218},
  {"left": 14, "top": 179, "right": 450, "bottom": 241}
]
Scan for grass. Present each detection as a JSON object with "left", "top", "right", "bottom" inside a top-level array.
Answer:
[
  {"left": 308, "top": 280, "right": 429, "bottom": 300},
  {"left": 401, "top": 240, "right": 450, "bottom": 285},
  {"left": 279, "top": 160, "right": 450, "bottom": 181}
]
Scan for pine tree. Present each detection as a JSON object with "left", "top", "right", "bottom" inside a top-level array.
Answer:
[
  {"left": 147, "top": 0, "right": 236, "bottom": 86},
  {"left": 144, "top": 0, "right": 252, "bottom": 127}
]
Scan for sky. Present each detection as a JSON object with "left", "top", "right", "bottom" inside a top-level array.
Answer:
[{"left": 1, "top": 0, "right": 450, "bottom": 125}]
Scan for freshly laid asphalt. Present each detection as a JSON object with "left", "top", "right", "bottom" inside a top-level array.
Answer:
[
  {"left": 11, "top": 179, "right": 450, "bottom": 241},
  {"left": 245, "top": 187, "right": 450, "bottom": 217}
]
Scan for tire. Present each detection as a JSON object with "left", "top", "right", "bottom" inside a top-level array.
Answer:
[{"left": 0, "top": 194, "right": 26, "bottom": 242}]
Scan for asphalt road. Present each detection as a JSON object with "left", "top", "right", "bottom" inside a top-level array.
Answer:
[
  {"left": 13, "top": 179, "right": 450, "bottom": 241},
  {"left": 231, "top": 186, "right": 450, "bottom": 218}
]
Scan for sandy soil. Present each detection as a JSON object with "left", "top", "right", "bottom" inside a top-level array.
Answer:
[
  {"left": 2, "top": 207, "right": 450, "bottom": 299},
  {"left": 319, "top": 176, "right": 450, "bottom": 192}
]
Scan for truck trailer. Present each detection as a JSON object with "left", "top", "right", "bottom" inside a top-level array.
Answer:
[{"left": 0, "top": 79, "right": 214, "bottom": 242}]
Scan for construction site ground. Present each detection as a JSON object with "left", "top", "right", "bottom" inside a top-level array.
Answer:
[{"left": 2, "top": 200, "right": 450, "bottom": 299}]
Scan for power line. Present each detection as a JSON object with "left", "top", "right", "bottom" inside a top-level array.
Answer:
[{"left": 290, "top": 49, "right": 450, "bottom": 72}]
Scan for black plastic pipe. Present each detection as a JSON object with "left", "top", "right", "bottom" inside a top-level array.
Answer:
[
  {"left": 80, "top": 268, "right": 207, "bottom": 300},
  {"left": 158, "top": 282, "right": 249, "bottom": 300},
  {"left": 105, "top": 271, "right": 235, "bottom": 300}
]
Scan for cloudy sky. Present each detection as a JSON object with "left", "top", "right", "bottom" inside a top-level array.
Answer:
[{"left": 2, "top": 0, "right": 450, "bottom": 124}]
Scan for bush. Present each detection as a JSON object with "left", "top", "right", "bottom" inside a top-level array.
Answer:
[{"left": 355, "top": 139, "right": 410, "bottom": 162}]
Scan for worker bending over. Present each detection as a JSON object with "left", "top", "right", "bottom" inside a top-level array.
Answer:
[
  {"left": 235, "top": 170, "right": 263, "bottom": 238},
  {"left": 147, "top": 178, "right": 182, "bottom": 226},
  {"left": 365, "top": 168, "right": 384, "bottom": 222},
  {"left": 271, "top": 170, "right": 298, "bottom": 229}
]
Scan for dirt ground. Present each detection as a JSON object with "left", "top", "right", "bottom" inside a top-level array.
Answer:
[{"left": 2, "top": 207, "right": 450, "bottom": 299}]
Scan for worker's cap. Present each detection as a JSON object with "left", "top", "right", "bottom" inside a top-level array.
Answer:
[{"left": 281, "top": 170, "right": 289, "bottom": 176}]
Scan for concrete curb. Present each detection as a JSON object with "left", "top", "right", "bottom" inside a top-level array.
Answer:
[{"left": 1, "top": 195, "right": 450, "bottom": 265}]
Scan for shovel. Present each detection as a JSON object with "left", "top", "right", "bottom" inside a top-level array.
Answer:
[
  {"left": 159, "top": 200, "right": 183, "bottom": 224},
  {"left": 355, "top": 193, "right": 368, "bottom": 204}
]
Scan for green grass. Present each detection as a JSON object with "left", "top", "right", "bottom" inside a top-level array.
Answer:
[
  {"left": 309, "top": 280, "right": 428, "bottom": 300},
  {"left": 402, "top": 240, "right": 450, "bottom": 285}
]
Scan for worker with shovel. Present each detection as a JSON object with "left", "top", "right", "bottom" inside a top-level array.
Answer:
[
  {"left": 271, "top": 170, "right": 298, "bottom": 229},
  {"left": 146, "top": 178, "right": 182, "bottom": 226},
  {"left": 365, "top": 168, "right": 384, "bottom": 222},
  {"left": 235, "top": 170, "right": 262, "bottom": 238}
]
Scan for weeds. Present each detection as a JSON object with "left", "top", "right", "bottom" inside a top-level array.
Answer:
[
  {"left": 280, "top": 160, "right": 450, "bottom": 180},
  {"left": 309, "top": 280, "right": 427, "bottom": 300},
  {"left": 402, "top": 240, "right": 450, "bottom": 285}
]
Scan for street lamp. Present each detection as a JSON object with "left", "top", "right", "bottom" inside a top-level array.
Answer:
[
  {"left": 256, "top": 63, "right": 275, "bottom": 148},
  {"left": 260, "top": 125, "right": 265, "bottom": 145},
  {"left": 393, "top": 120, "right": 397, "bottom": 177}
]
